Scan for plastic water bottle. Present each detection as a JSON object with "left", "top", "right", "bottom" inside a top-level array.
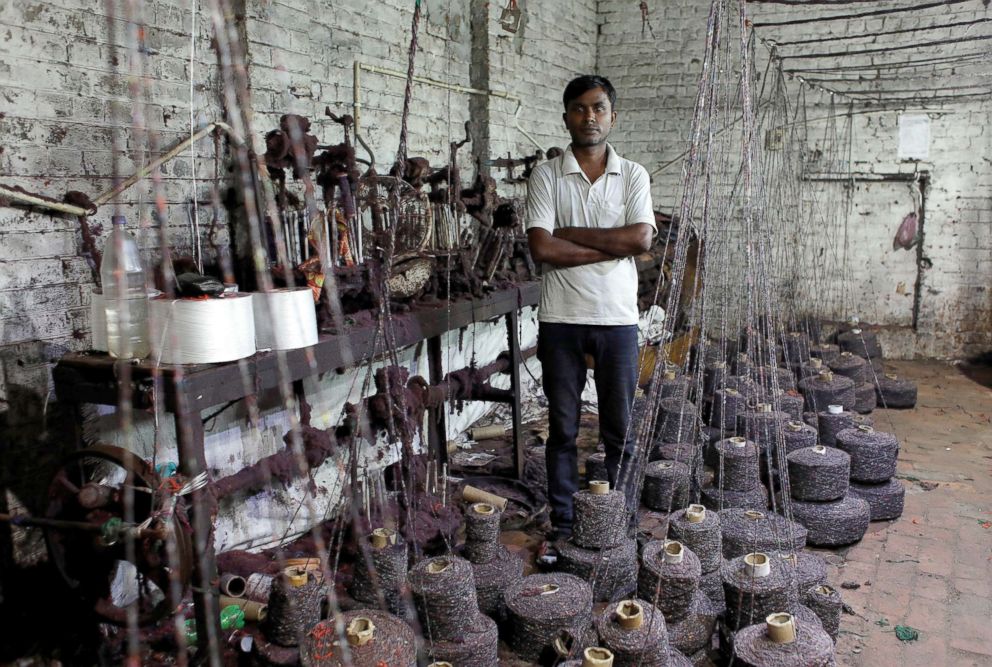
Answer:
[{"left": 101, "top": 215, "right": 149, "bottom": 359}]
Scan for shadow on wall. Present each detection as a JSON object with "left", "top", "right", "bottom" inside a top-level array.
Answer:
[{"left": 0, "top": 342, "right": 106, "bottom": 663}]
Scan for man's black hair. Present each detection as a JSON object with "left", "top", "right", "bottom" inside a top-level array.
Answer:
[{"left": 562, "top": 75, "right": 617, "bottom": 111}]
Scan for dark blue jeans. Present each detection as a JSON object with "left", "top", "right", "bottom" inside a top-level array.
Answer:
[{"left": 538, "top": 322, "right": 639, "bottom": 537}]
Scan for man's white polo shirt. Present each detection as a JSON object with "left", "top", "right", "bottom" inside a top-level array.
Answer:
[{"left": 525, "top": 143, "right": 655, "bottom": 326}]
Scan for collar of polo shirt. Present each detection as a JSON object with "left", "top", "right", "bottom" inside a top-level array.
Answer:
[{"left": 562, "top": 144, "right": 623, "bottom": 177}]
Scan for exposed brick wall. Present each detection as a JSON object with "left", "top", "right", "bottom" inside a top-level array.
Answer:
[
  {"left": 0, "top": 0, "right": 592, "bottom": 555},
  {"left": 0, "top": 1, "right": 226, "bottom": 417},
  {"left": 598, "top": 0, "right": 992, "bottom": 359}
]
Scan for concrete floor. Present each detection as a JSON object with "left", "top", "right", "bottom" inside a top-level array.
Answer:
[
  {"left": 828, "top": 360, "right": 992, "bottom": 666},
  {"left": 497, "top": 359, "right": 992, "bottom": 666}
]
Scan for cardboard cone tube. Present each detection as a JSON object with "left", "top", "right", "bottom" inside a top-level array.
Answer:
[
  {"left": 663, "top": 540, "right": 685, "bottom": 564},
  {"left": 811, "top": 358, "right": 823, "bottom": 368},
  {"left": 730, "top": 436, "right": 747, "bottom": 447},
  {"left": 658, "top": 462, "right": 674, "bottom": 470},
  {"left": 471, "top": 502, "right": 496, "bottom": 516},
  {"left": 857, "top": 424, "right": 874, "bottom": 434},
  {"left": 461, "top": 485, "right": 508, "bottom": 511},
  {"left": 284, "top": 566, "right": 308, "bottom": 587},
  {"left": 427, "top": 558, "right": 452, "bottom": 575},
  {"left": 446, "top": 440, "right": 458, "bottom": 454},
  {"left": 787, "top": 421, "right": 803, "bottom": 431},
  {"left": 589, "top": 480, "right": 610, "bottom": 495},
  {"left": 757, "top": 403, "right": 772, "bottom": 413},
  {"left": 663, "top": 370, "right": 677, "bottom": 380},
  {"left": 818, "top": 371, "right": 834, "bottom": 383},
  {"left": 582, "top": 647, "right": 615, "bottom": 667},
  {"left": 219, "top": 573, "right": 247, "bottom": 598},
  {"left": 219, "top": 596, "right": 268, "bottom": 622},
  {"left": 766, "top": 612, "right": 797, "bottom": 644},
  {"left": 725, "top": 388, "right": 739, "bottom": 396},
  {"left": 812, "top": 445, "right": 827, "bottom": 455},
  {"left": 429, "top": 663, "right": 453, "bottom": 667},
  {"left": 885, "top": 372, "right": 898, "bottom": 380},
  {"left": 370, "top": 527, "right": 396, "bottom": 549},
  {"left": 686, "top": 504, "right": 706, "bottom": 523},
  {"left": 470, "top": 425, "right": 506, "bottom": 440},
  {"left": 744, "top": 510, "right": 764, "bottom": 521},
  {"left": 346, "top": 617, "right": 376, "bottom": 647},
  {"left": 827, "top": 404, "right": 843, "bottom": 414},
  {"left": 744, "top": 553, "right": 771, "bottom": 578},
  {"left": 616, "top": 601, "right": 644, "bottom": 630},
  {"left": 284, "top": 557, "right": 322, "bottom": 581},
  {"left": 541, "top": 584, "right": 560, "bottom": 595},
  {"left": 840, "top": 351, "right": 854, "bottom": 359}
]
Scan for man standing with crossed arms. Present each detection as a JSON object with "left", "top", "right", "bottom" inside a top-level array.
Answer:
[{"left": 526, "top": 75, "right": 656, "bottom": 556}]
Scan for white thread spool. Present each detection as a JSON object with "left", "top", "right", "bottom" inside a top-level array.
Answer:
[
  {"left": 252, "top": 288, "right": 318, "bottom": 351},
  {"left": 90, "top": 288, "right": 108, "bottom": 352},
  {"left": 150, "top": 294, "right": 255, "bottom": 364}
]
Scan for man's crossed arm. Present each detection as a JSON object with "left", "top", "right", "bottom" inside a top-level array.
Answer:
[{"left": 527, "top": 223, "right": 653, "bottom": 268}]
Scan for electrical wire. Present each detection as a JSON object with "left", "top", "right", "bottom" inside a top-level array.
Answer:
[
  {"left": 767, "top": 16, "right": 992, "bottom": 47},
  {"left": 751, "top": 0, "right": 975, "bottom": 28}
]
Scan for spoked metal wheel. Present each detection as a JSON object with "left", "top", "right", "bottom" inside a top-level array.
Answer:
[{"left": 44, "top": 444, "right": 193, "bottom": 626}]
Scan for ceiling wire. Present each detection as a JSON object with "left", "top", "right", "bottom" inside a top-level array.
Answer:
[
  {"left": 840, "top": 90, "right": 992, "bottom": 103},
  {"left": 767, "top": 17, "right": 992, "bottom": 47},
  {"left": 807, "top": 83, "right": 992, "bottom": 96},
  {"left": 751, "top": 0, "right": 975, "bottom": 28},
  {"left": 783, "top": 52, "right": 992, "bottom": 73},
  {"left": 796, "top": 63, "right": 992, "bottom": 83},
  {"left": 779, "top": 33, "right": 992, "bottom": 61}
]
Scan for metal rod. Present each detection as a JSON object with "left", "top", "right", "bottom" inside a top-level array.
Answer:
[
  {"left": 750, "top": 0, "right": 911, "bottom": 3},
  {"left": 769, "top": 17, "right": 992, "bottom": 47},
  {"left": 93, "top": 122, "right": 243, "bottom": 206},
  {"left": 0, "top": 512, "right": 104, "bottom": 532},
  {"left": 353, "top": 61, "right": 544, "bottom": 152},
  {"left": 752, "top": 0, "right": 974, "bottom": 28},
  {"left": 805, "top": 83, "right": 992, "bottom": 96},
  {"left": 797, "top": 68, "right": 992, "bottom": 83},
  {"left": 780, "top": 34, "right": 992, "bottom": 61},
  {"left": 784, "top": 52, "right": 991, "bottom": 73},
  {"left": 842, "top": 90, "right": 992, "bottom": 102},
  {"left": 0, "top": 185, "right": 92, "bottom": 216}
]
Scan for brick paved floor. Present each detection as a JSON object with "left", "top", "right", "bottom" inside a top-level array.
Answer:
[{"left": 828, "top": 360, "right": 992, "bottom": 666}]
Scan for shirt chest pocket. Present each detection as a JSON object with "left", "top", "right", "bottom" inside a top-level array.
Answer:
[{"left": 590, "top": 201, "right": 626, "bottom": 228}]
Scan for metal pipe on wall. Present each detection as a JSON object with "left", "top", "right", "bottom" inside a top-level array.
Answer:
[
  {"left": 352, "top": 61, "right": 545, "bottom": 153},
  {"left": 0, "top": 122, "right": 244, "bottom": 217}
]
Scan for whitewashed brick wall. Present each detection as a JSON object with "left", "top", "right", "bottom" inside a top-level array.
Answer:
[
  {"left": 598, "top": 0, "right": 992, "bottom": 359},
  {"left": 0, "top": 0, "right": 594, "bottom": 553}
]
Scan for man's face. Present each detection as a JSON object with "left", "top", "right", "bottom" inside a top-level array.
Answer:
[{"left": 563, "top": 87, "right": 616, "bottom": 148}]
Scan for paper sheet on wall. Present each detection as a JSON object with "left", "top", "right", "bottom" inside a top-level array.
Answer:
[{"left": 898, "top": 114, "right": 930, "bottom": 161}]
